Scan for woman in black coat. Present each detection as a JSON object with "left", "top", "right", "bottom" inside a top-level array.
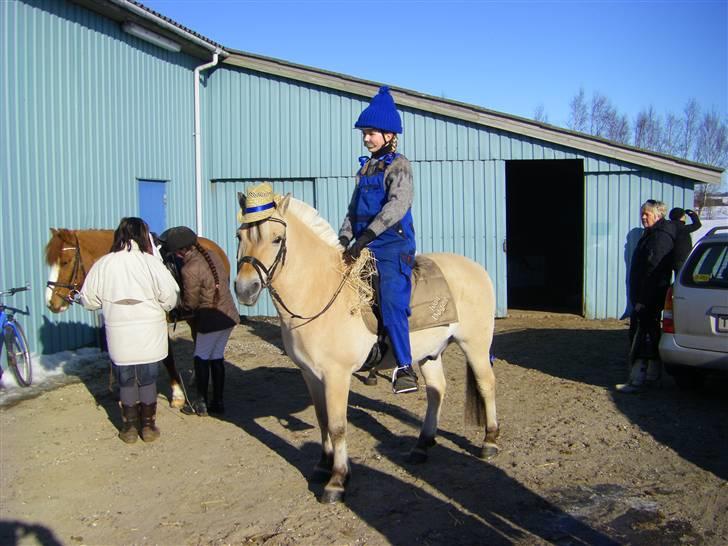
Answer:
[{"left": 617, "top": 199, "right": 677, "bottom": 393}]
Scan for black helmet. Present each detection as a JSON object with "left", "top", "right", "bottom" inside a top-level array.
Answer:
[{"left": 159, "top": 226, "right": 197, "bottom": 253}]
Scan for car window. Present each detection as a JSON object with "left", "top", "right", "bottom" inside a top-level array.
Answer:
[{"left": 682, "top": 242, "right": 728, "bottom": 289}]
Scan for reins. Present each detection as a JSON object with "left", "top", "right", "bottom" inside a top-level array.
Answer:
[
  {"left": 46, "top": 235, "right": 87, "bottom": 303},
  {"left": 238, "top": 217, "right": 351, "bottom": 325}
]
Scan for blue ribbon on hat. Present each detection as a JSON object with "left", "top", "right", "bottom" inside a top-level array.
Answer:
[{"left": 245, "top": 202, "right": 275, "bottom": 214}]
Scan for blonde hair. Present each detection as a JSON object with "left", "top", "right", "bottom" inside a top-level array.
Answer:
[{"left": 641, "top": 199, "right": 667, "bottom": 219}]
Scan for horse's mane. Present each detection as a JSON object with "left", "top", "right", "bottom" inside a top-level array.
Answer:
[{"left": 285, "top": 198, "right": 341, "bottom": 248}]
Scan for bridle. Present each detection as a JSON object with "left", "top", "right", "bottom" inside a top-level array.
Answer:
[
  {"left": 46, "top": 235, "right": 86, "bottom": 304},
  {"left": 237, "top": 217, "right": 351, "bottom": 324}
]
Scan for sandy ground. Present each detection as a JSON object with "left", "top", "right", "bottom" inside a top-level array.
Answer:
[{"left": 1, "top": 310, "right": 727, "bottom": 545}]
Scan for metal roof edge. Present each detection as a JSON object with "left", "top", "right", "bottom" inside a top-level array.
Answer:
[{"left": 223, "top": 50, "right": 723, "bottom": 185}]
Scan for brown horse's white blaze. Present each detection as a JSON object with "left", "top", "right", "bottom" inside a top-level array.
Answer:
[
  {"left": 234, "top": 194, "right": 499, "bottom": 504},
  {"left": 44, "top": 228, "right": 230, "bottom": 410}
]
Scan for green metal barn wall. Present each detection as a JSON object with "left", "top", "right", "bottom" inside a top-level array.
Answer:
[
  {"left": 2, "top": 0, "right": 201, "bottom": 353},
  {"left": 4, "top": 0, "right": 698, "bottom": 355},
  {"left": 200, "top": 66, "right": 694, "bottom": 320}
]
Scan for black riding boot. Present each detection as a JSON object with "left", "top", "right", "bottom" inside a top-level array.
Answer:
[
  {"left": 209, "top": 359, "right": 225, "bottom": 415},
  {"left": 193, "top": 356, "right": 209, "bottom": 416}
]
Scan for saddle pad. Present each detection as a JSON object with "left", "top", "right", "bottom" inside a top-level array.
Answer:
[{"left": 362, "top": 255, "right": 459, "bottom": 334}]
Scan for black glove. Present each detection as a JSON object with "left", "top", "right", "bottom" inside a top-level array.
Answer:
[
  {"left": 338, "top": 236, "right": 350, "bottom": 249},
  {"left": 343, "top": 229, "right": 376, "bottom": 262}
]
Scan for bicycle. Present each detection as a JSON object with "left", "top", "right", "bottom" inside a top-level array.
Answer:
[{"left": 1, "top": 285, "right": 32, "bottom": 387}]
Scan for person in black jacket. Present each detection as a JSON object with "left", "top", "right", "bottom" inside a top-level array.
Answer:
[
  {"left": 617, "top": 199, "right": 677, "bottom": 393},
  {"left": 669, "top": 207, "right": 702, "bottom": 276}
]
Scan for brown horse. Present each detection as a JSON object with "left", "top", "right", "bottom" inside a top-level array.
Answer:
[
  {"left": 45, "top": 228, "right": 230, "bottom": 408},
  {"left": 234, "top": 195, "right": 499, "bottom": 503}
]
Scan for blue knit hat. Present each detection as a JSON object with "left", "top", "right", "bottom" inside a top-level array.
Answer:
[{"left": 354, "top": 86, "right": 402, "bottom": 134}]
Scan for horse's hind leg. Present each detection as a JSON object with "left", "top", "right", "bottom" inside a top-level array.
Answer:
[
  {"left": 458, "top": 338, "right": 499, "bottom": 459},
  {"left": 164, "top": 337, "right": 186, "bottom": 409},
  {"left": 408, "top": 355, "right": 446, "bottom": 464}
]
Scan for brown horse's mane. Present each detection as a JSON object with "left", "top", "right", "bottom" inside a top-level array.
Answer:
[{"left": 45, "top": 229, "right": 113, "bottom": 265}]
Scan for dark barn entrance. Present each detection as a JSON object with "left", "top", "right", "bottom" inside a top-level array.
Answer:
[{"left": 505, "top": 159, "right": 584, "bottom": 313}]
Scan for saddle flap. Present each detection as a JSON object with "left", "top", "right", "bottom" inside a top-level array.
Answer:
[{"left": 361, "top": 255, "right": 458, "bottom": 334}]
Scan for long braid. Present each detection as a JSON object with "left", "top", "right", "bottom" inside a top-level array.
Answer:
[{"left": 195, "top": 242, "right": 220, "bottom": 306}]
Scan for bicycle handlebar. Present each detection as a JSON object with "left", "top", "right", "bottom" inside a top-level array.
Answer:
[{"left": 0, "top": 284, "right": 31, "bottom": 297}]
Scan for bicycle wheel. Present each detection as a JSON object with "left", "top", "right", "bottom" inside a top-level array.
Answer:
[{"left": 5, "top": 322, "right": 32, "bottom": 386}]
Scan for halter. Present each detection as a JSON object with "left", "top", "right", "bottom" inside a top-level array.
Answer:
[
  {"left": 237, "top": 216, "right": 350, "bottom": 324},
  {"left": 46, "top": 235, "right": 86, "bottom": 304}
]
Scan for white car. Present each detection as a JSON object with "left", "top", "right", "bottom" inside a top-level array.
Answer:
[{"left": 659, "top": 225, "right": 728, "bottom": 389}]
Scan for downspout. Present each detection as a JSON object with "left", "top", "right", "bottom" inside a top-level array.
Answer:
[{"left": 194, "top": 52, "right": 221, "bottom": 235}]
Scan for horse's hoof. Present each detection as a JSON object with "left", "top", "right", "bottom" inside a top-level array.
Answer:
[
  {"left": 479, "top": 444, "right": 500, "bottom": 460},
  {"left": 364, "top": 376, "right": 378, "bottom": 386},
  {"left": 170, "top": 397, "right": 185, "bottom": 409},
  {"left": 319, "top": 488, "right": 345, "bottom": 504},
  {"left": 406, "top": 449, "right": 428, "bottom": 464}
]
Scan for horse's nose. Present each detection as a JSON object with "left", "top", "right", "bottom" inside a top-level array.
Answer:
[{"left": 235, "top": 278, "right": 261, "bottom": 305}]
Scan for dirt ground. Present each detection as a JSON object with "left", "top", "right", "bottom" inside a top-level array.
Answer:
[{"left": 1, "top": 310, "right": 727, "bottom": 545}]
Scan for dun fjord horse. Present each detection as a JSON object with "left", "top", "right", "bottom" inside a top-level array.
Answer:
[
  {"left": 45, "top": 228, "right": 230, "bottom": 408},
  {"left": 234, "top": 195, "right": 499, "bottom": 503}
]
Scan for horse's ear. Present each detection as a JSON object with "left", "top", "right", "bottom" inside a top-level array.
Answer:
[
  {"left": 277, "top": 193, "right": 292, "bottom": 215},
  {"left": 238, "top": 191, "right": 246, "bottom": 211}
]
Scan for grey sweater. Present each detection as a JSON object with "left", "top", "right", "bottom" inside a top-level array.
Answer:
[{"left": 339, "top": 154, "right": 414, "bottom": 240}]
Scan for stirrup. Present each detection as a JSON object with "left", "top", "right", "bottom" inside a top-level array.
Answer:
[{"left": 391, "top": 366, "right": 418, "bottom": 394}]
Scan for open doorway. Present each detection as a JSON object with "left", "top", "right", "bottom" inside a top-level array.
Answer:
[{"left": 505, "top": 159, "right": 584, "bottom": 314}]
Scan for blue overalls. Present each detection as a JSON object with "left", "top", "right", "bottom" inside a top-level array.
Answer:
[{"left": 350, "top": 153, "right": 416, "bottom": 367}]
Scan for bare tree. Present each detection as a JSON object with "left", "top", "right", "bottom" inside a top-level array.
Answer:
[
  {"left": 662, "top": 113, "right": 683, "bottom": 157},
  {"left": 634, "top": 106, "right": 664, "bottom": 151},
  {"left": 567, "top": 88, "right": 588, "bottom": 132},
  {"left": 533, "top": 103, "right": 549, "bottom": 124},
  {"left": 695, "top": 109, "right": 728, "bottom": 166},
  {"left": 681, "top": 98, "right": 700, "bottom": 158}
]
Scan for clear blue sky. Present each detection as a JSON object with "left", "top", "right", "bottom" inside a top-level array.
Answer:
[{"left": 142, "top": 0, "right": 727, "bottom": 129}]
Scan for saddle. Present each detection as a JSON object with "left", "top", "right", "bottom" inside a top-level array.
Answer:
[{"left": 361, "top": 255, "right": 459, "bottom": 335}]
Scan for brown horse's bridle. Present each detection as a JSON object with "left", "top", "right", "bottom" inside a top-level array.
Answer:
[
  {"left": 46, "top": 235, "right": 87, "bottom": 304},
  {"left": 237, "top": 217, "right": 350, "bottom": 324}
]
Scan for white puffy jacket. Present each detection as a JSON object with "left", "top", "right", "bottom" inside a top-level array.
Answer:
[{"left": 80, "top": 242, "right": 180, "bottom": 365}]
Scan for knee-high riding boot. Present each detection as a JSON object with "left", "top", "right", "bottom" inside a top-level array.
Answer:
[
  {"left": 193, "top": 356, "right": 209, "bottom": 416},
  {"left": 140, "top": 402, "right": 160, "bottom": 442},
  {"left": 209, "top": 359, "right": 225, "bottom": 415},
  {"left": 119, "top": 403, "right": 140, "bottom": 444}
]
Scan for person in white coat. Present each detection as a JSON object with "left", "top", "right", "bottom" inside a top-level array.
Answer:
[{"left": 80, "top": 217, "right": 179, "bottom": 443}]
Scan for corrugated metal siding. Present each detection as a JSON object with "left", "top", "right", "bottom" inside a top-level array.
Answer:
[
  {"left": 3, "top": 0, "right": 200, "bottom": 353},
  {"left": 202, "top": 65, "right": 695, "bottom": 320},
  {"left": 6, "top": 1, "right": 700, "bottom": 357}
]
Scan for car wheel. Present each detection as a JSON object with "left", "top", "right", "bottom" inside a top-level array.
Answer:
[{"left": 665, "top": 364, "right": 705, "bottom": 390}]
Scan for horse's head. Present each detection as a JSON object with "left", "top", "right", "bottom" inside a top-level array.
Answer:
[
  {"left": 45, "top": 228, "right": 86, "bottom": 312},
  {"left": 45, "top": 229, "right": 114, "bottom": 313},
  {"left": 234, "top": 192, "right": 292, "bottom": 306}
]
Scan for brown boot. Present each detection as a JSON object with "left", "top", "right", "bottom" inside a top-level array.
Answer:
[
  {"left": 119, "top": 404, "right": 140, "bottom": 444},
  {"left": 140, "top": 402, "right": 161, "bottom": 442}
]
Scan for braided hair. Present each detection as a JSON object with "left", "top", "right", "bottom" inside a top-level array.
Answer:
[{"left": 195, "top": 242, "right": 220, "bottom": 306}]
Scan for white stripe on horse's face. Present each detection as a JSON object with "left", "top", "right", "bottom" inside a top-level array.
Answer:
[
  {"left": 46, "top": 263, "right": 59, "bottom": 306},
  {"left": 46, "top": 263, "right": 69, "bottom": 312}
]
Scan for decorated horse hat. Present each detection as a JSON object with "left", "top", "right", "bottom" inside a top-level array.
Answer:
[
  {"left": 159, "top": 226, "right": 197, "bottom": 253},
  {"left": 237, "top": 182, "right": 277, "bottom": 225}
]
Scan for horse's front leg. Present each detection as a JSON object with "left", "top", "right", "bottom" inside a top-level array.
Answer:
[
  {"left": 301, "top": 371, "right": 333, "bottom": 478},
  {"left": 319, "top": 370, "right": 352, "bottom": 504},
  {"left": 164, "top": 338, "right": 185, "bottom": 409},
  {"left": 408, "top": 356, "right": 446, "bottom": 464}
]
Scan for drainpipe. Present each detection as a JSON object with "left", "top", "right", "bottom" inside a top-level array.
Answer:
[{"left": 194, "top": 51, "right": 221, "bottom": 235}]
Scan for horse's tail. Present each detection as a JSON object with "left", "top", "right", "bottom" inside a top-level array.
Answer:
[{"left": 464, "top": 364, "right": 486, "bottom": 427}]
